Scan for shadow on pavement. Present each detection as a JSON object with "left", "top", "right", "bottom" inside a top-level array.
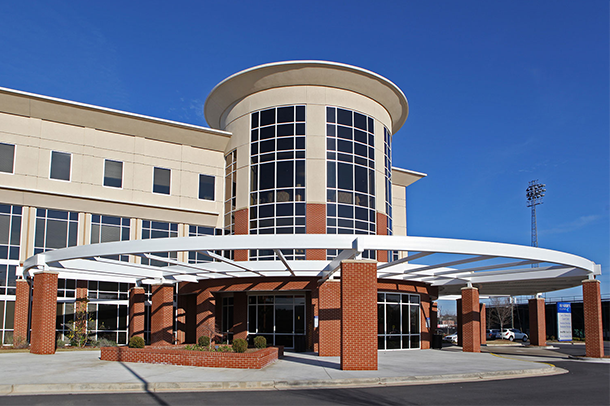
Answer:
[
  {"left": 281, "top": 353, "right": 341, "bottom": 370},
  {"left": 118, "top": 362, "right": 169, "bottom": 406}
]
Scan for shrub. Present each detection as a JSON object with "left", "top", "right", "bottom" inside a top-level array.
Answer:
[
  {"left": 97, "top": 338, "right": 118, "bottom": 347},
  {"left": 232, "top": 338, "right": 247, "bottom": 353},
  {"left": 254, "top": 336, "right": 267, "bottom": 349},
  {"left": 198, "top": 336, "right": 211, "bottom": 347},
  {"left": 128, "top": 336, "right": 145, "bottom": 348},
  {"left": 56, "top": 339, "right": 67, "bottom": 348},
  {"left": 12, "top": 336, "right": 29, "bottom": 349}
]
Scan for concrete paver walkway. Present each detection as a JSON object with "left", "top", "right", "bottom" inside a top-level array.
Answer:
[{"left": 0, "top": 348, "right": 565, "bottom": 395}]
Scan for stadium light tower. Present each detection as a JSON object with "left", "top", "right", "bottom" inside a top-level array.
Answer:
[{"left": 526, "top": 180, "right": 546, "bottom": 252}]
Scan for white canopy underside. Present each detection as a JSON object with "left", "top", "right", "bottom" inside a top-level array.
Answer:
[{"left": 22, "top": 235, "right": 600, "bottom": 297}]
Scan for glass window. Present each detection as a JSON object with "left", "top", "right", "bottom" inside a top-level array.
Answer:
[
  {"left": 198, "top": 174, "right": 215, "bottom": 200},
  {"left": 153, "top": 167, "right": 170, "bottom": 194},
  {"left": 50, "top": 151, "right": 71, "bottom": 181},
  {"left": 326, "top": 107, "right": 377, "bottom": 260},
  {"left": 377, "top": 292, "right": 421, "bottom": 350},
  {"left": 34, "top": 208, "right": 78, "bottom": 253},
  {"left": 0, "top": 143, "right": 15, "bottom": 173},
  {"left": 249, "top": 106, "right": 306, "bottom": 259},
  {"left": 91, "top": 215, "right": 130, "bottom": 262},
  {"left": 104, "top": 160, "right": 123, "bottom": 188},
  {"left": 140, "top": 220, "right": 178, "bottom": 266}
]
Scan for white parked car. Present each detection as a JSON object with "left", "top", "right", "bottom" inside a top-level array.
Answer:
[
  {"left": 501, "top": 328, "right": 528, "bottom": 342},
  {"left": 443, "top": 333, "right": 458, "bottom": 343}
]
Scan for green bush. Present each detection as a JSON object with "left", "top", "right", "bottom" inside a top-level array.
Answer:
[
  {"left": 254, "top": 336, "right": 267, "bottom": 349},
  {"left": 56, "top": 339, "right": 67, "bottom": 348},
  {"left": 232, "top": 338, "right": 248, "bottom": 353},
  {"left": 198, "top": 336, "right": 211, "bottom": 347},
  {"left": 128, "top": 336, "right": 145, "bottom": 348},
  {"left": 97, "top": 338, "right": 118, "bottom": 347}
]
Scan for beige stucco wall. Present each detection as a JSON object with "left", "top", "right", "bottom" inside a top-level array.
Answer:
[
  {"left": 221, "top": 85, "right": 393, "bottom": 212},
  {"left": 392, "top": 185, "right": 407, "bottom": 236},
  {"left": 0, "top": 110, "right": 225, "bottom": 228}
]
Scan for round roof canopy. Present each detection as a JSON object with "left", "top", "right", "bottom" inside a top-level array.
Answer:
[{"left": 204, "top": 61, "right": 409, "bottom": 134}]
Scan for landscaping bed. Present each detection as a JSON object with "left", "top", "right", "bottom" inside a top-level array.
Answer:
[{"left": 100, "top": 345, "right": 281, "bottom": 369}]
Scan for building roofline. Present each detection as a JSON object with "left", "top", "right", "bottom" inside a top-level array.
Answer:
[
  {"left": 0, "top": 86, "right": 232, "bottom": 152},
  {"left": 392, "top": 166, "right": 427, "bottom": 187},
  {"left": 204, "top": 61, "right": 409, "bottom": 134}
]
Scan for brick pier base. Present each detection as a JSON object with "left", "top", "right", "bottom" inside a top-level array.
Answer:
[
  {"left": 583, "top": 279, "right": 604, "bottom": 358},
  {"left": 461, "top": 287, "right": 480, "bottom": 353},
  {"left": 528, "top": 298, "right": 546, "bottom": 346},
  {"left": 151, "top": 284, "right": 174, "bottom": 346},
  {"left": 341, "top": 260, "right": 377, "bottom": 370},
  {"left": 30, "top": 271, "right": 58, "bottom": 354}
]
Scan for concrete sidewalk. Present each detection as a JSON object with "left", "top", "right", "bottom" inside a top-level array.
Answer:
[{"left": 0, "top": 348, "right": 565, "bottom": 395}]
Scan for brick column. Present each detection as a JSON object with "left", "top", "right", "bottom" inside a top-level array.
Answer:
[
  {"left": 74, "top": 281, "right": 88, "bottom": 344},
  {"left": 197, "top": 286, "right": 216, "bottom": 342},
  {"left": 318, "top": 280, "right": 341, "bottom": 356},
  {"left": 150, "top": 284, "right": 174, "bottom": 346},
  {"left": 30, "top": 271, "right": 58, "bottom": 354},
  {"left": 234, "top": 208, "right": 248, "bottom": 261},
  {"left": 461, "top": 287, "right": 480, "bottom": 353},
  {"left": 233, "top": 292, "right": 248, "bottom": 340},
  {"left": 528, "top": 298, "right": 546, "bottom": 346},
  {"left": 480, "top": 303, "right": 487, "bottom": 345},
  {"left": 341, "top": 260, "right": 377, "bottom": 371},
  {"left": 456, "top": 299, "right": 462, "bottom": 347},
  {"left": 13, "top": 279, "right": 30, "bottom": 343},
  {"left": 376, "top": 213, "right": 388, "bottom": 262},
  {"left": 129, "top": 287, "right": 146, "bottom": 339},
  {"left": 306, "top": 203, "right": 326, "bottom": 260},
  {"left": 583, "top": 279, "right": 604, "bottom": 358}
]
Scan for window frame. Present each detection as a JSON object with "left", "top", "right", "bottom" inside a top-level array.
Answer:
[
  {"left": 49, "top": 150, "right": 72, "bottom": 182},
  {"left": 0, "top": 143, "right": 15, "bottom": 175},
  {"left": 152, "top": 167, "right": 171, "bottom": 195},
  {"left": 103, "top": 159, "right": 124, "bottom": 189},
  {"left": 198, "top": 174, "right": 215, "bottom": 201}
]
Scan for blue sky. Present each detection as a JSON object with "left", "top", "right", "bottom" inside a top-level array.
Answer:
[{"left": 1, "top": 1, "right": 607, "bottom": 309}]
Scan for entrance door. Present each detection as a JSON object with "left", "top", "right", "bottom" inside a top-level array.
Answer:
[{"left": 247, "top": 294, "right": 306, "bottom": 349}]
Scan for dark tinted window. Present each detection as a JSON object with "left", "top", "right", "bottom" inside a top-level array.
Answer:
[
  {"left": 198, "top": 174, "right": 215, "bottom": 200},
  {"left": 50, "top": 151, "right": 71, "bottom": 181},
  {"left": 104, "top": 160, "right": 123, "bottom": 188},
  {"left": 0, "top": 143, "right": 15, "bottom": 173},
  {"left": 153, "top": 167, "right": 170, "bottom": 194}
]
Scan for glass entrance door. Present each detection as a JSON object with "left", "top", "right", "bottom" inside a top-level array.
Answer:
[{"left": 247, "top": 294, "right": 306, "bottom": 349}]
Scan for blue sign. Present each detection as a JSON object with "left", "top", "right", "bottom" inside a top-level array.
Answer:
[{"left": 557, "top": 302, "right": 572, "bottom": 341}]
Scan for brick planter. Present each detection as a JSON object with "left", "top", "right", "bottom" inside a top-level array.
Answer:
[{"left": 100, "top": 346, "right": 279, "bottom": 369}]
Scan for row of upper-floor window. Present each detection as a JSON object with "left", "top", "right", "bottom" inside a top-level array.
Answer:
[{"left": 0, "top": 143, "right": 215, "bottom": 201}]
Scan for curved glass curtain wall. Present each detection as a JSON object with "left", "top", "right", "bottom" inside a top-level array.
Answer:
[
  {"left": 326, "top": 107, "right": 376, "bottom": 259},
  {"left": 249, "top": 106, "right": 306, "bottom": 261},
  {"left": 383, "top": 127, "right": 397, "bottom": 262}
]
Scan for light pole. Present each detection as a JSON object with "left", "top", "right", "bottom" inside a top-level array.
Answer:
[{"left": 526, "top": 180, "right": 546, "bottom": 267}]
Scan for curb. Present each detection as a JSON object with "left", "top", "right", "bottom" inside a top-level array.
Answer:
[{"left": 0, "top": 366, "right": 566, "bottom": 396}]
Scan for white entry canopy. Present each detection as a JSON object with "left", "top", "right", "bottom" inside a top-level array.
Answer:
[{"left": 22, "top": 235, "right": 600, "bottom": 296}]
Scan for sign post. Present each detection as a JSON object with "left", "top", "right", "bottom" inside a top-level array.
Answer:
[{"left": 557, "top": 302, "right": 572, "bottom": 341}]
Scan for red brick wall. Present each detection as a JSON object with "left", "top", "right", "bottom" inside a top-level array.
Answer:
[
  {"left": 151, "top": 285, "right": 174, "bottom": 346},
  {"left": 30, "top": 271, "right": 58, "bottom": 355},
  {"left": 528, "top": 298, "right": 546, "bottom": 346},
  {"left": 318, "top": 280, "right": 341, "bottom": 356},
  {"left": 234, "top": 208, "right": 248, "bottom": 261},
  {"left": 306, "top": 203, "right": 326, "bottom": 260},
  {"left": 583, "top": 279, "right": 604, "bottom": 358},
  {"left": 129, "top": 287, "right": 146, "bottom": 339},
  {"left": 480, "top": 303, "right": 486, "bottom": 345},
  {"left": 341, "top": 260, "right": 377, "bottom": 371},
  {"left": 101, "top": 346, "right": 279, "bottom": 369},
  {"left": 376, "top": 213, "right": 388, "bottom": 262},
  {"left": 461, "top": 287, "right": 480, "bottom": 353},
  {"left": 13, "top": 279, "right": 30, "bottom": 342},
  {"left": 233, "top": 293, "right": 248, "bottom": 340}
]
